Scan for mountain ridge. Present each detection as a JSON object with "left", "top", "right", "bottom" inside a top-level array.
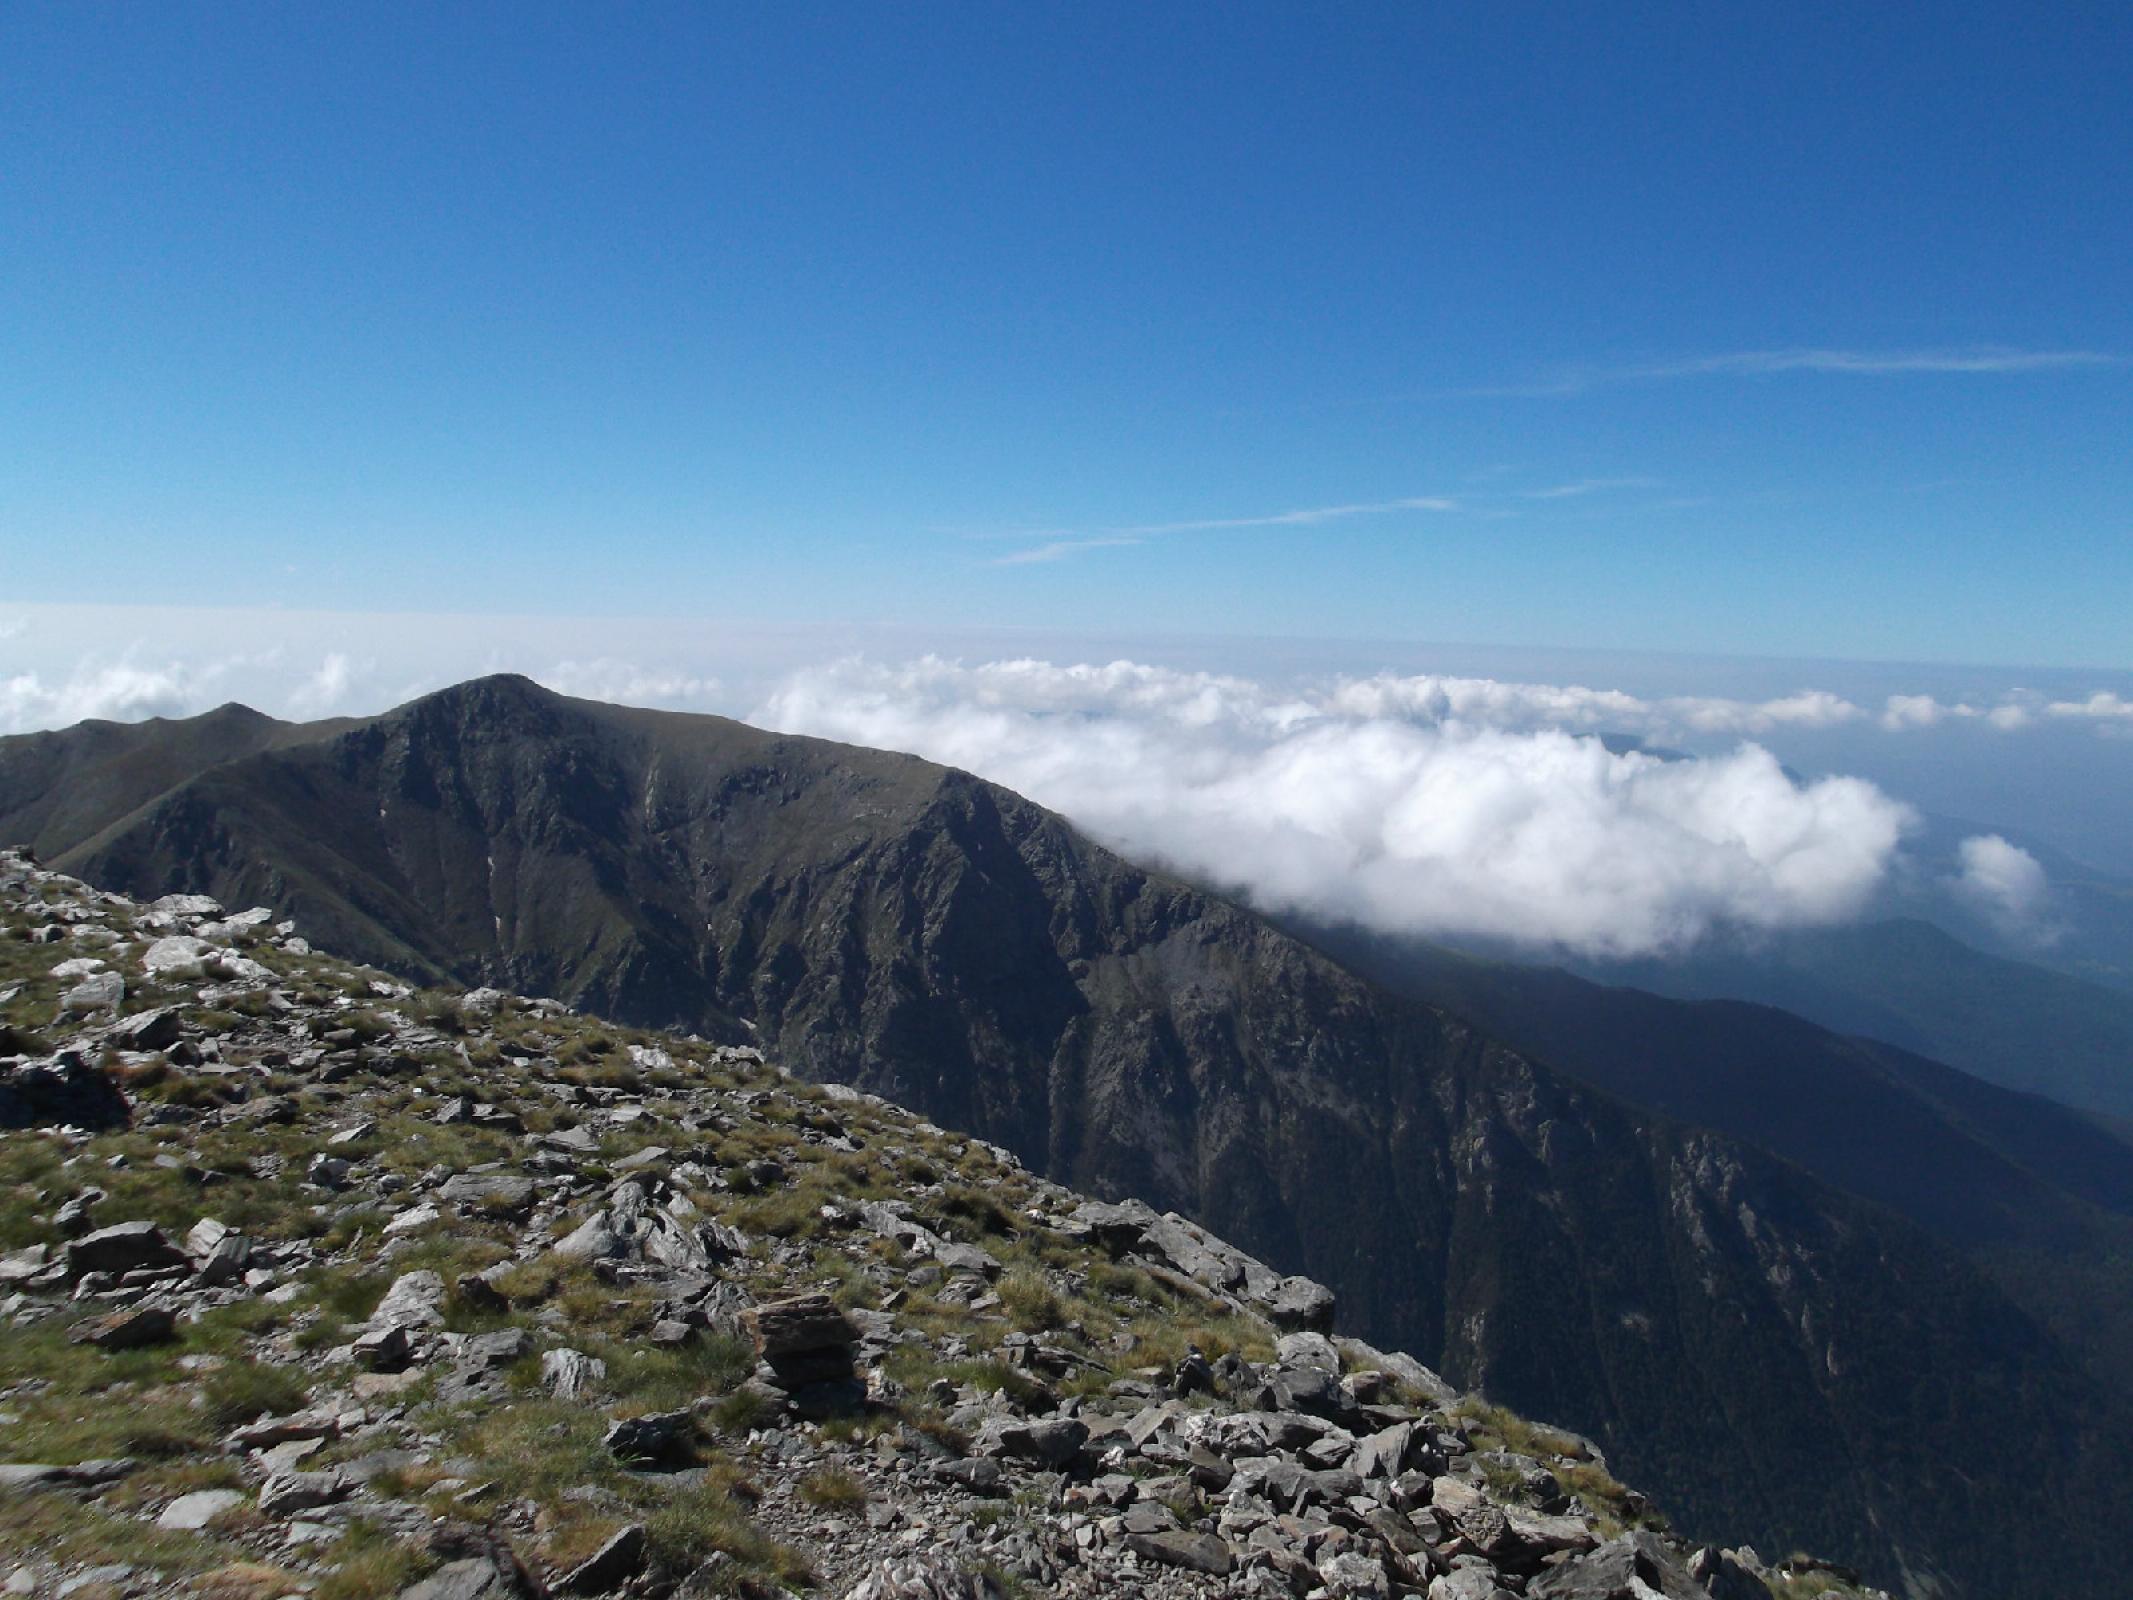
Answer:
[
  {"left": 6, "top": 675, "right": 2131, "bottom": 1597},
  {"left": 1558, "top": 915, "right": 2133, "bottom": 1121}
]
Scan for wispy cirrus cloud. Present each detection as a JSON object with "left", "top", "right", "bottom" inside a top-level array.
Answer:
[
  {"left": 1482, "top": 345, "right": 2118, "bottom": 398},
  {"left": 1519, "top": 476, "right": 1664, "bottom": 500},
  {"left": 984, "top": 495, "right": 1459, "bottom": 566},
  {"left": 992, "top": 536, "right": 1153, "bottom": 567}
]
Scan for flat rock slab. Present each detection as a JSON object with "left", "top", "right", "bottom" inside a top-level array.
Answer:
[
  {"left": 439, "top": 1174, "right": 536, "bottom": 1212},
  {"left": 157, "top": 1488, "right": 247, "bottom": 1529},
  {"left": 973, "top": 1416, "right": 1087, "bottom": 1467},
  {"left": 1125, "top": 1528, "right": 1234, "bottom": 1575},
  {"left": 69, "top": 1302, "right": 177, "bottom": 1350},
  {"left": 0, "top": 1459, "right": 136, "bottom": 1493},
  {"left": 66, "top": 1221, "right": 186, "bottom": 1277},
  {"left": 742, "top": 1291, "right": 857, "bottom": 1357}
]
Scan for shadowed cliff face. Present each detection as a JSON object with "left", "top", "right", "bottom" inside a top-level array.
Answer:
[{"left": 7, "top": 673, "right": 2132, "bottom": 1598}]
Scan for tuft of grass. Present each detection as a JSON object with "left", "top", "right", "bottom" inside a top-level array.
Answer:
[
  {"left": 408, "top": 990, "right": 467, "bottom": 1034},
  {"left": 641, "top": 1468, "right": 807, "bottom": 1584},
  {"left": 598, "top": 1332, "right": 756, "bottom": 1412},
  {"left": 204, "top": 1361, "right": 312, "bottom": 1427},
  {"left": 1454, "top": 1397, "right": 1664, "bottom": 1535},
  {"left": 709, "top": 1386, "right": 778, "bottom": 1434},
  {"left": 1762, "top": 1558, "right": 1881, "bottom": 1600},
  {"left": 0, "top": 1489, "right": 233, "bottom": 1575},
  {"left": 796, "top": 1466, "right": 868, "bottom": 1511},
  {"left": 315, "top": 1522, "right": 432, "bottom": 1600},
  {"left": 998, "top": 1266, "right": 1065, "bottom": 1333},
  {"left": 931, "top": 1184, "right": 1017, "bottom": 1240}
]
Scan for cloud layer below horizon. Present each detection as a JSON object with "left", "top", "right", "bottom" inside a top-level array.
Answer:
[
  {"left": 0, "top": 638, "right": 2086, "bottom": 958},
  {"left": 753, "top": 658, "right": 1998, "bottom": 957}
]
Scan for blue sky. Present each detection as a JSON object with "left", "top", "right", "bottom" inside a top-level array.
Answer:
[{"left": 3, "top": 3, "right": 2129, "bottom": 666}]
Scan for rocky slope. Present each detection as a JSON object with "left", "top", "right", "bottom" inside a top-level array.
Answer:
[
  {"left": 0, "top": 850, "right": 1881, "bottom": 1600},
  {"left": 6, "top": 677, "right": 2132, "bottom": 1598},
  {"left": 1305, "top": 924, "right": 2133, "bottom": 1400}
]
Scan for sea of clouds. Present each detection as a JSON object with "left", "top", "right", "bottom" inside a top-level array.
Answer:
[
  {"left": 752, "top": 657, "right": 2055, "bottom": 956},
  {"left": 7, "top": 618, "right": 2116, "bottom": 958}
]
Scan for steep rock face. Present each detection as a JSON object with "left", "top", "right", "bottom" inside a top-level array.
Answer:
[
  {"left": 1306, "top": 926, "right": 2133, "bottom": 1402},
  {"left": 6, "top": 676, "right": 2132, "bottom": 1596}
]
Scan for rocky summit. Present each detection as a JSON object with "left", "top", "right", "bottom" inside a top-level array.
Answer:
[{"left": 0, "top": 846, "right": 1881, "bottom": 1600}]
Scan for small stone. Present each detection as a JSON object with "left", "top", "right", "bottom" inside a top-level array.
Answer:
[
  {"left": 741, "top": 1292, "right": 857, "bottom": 1359},
  {"left": 106, "top": 1006, "right": 183, "bottom": 1052},
  {"left": 384, "top": 1202, "right": 443, "bottom": 1236},
  {"left": 541, "top": 1348, "right": 607, "bottom": 1400},
  {"left": 257, "top": 1469, "right": 349, "bottom": 1516},
  {"left": 307, "top": 1154, "right": 353, "bottom": 1189},
  {"left": 973, "top": 1416, "right": 1088, "bottom": 1468},
  {"left": 1319, "top": 1551, "right": 1393, "bottom": 1599},
  {"left": 141, "top": 935, "right": 214, "bottom": 978},
  {"left": 396, "top": 1557, "right": 523, "bottom": 1600},
  {"left": 59, "top": 971, "right": 125, "bottom": 1014},
  {"left": 1125, "top": 1528, "right": 1233, "bottom": 1575},
  {"left": 460, "top": 1328, "right": 533, "bottom": 1371},
  {"left": 930, "top": 1457, "right": 1005, "bottom": 1495},
  {"left": 152, "top": 894, "right": 224, "bottom": 918},
  {"left": 439, "top": 1173, "right": 536, "bottom": 1213},
  {"left": 603, "top": 1411, "right": 693, "bottom": 1467},
  {"left": 0, "top": 1244, "right": 49, "bottom": 1285},
  {"left": 184, "top": 1218, "right": 233, "bottom": 1258},
  {"left": 196, "top": 1230, "right": 253, "bottom": 1286},
  {"left": 352, "top": 1325, "right": 413, "bottom": 1372}
]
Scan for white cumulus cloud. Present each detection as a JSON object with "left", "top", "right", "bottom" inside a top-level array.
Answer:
[
  {"left": 1, "top": 658, "right": 228, "bottom": 733},
  {"left": 1947, "top": 834, "right": 2054, "bottom": 938},
  {"left": 2047, "top": 691, "right": 2133, "bottom": 723},
  {"left": 752, "top": 658, "right": 1919, "bottom": 958},
  {"left": 286, "top": 653, "right": 363, "bottom": 719},
  {"left": 537, "top": 659, "right": 724, "bottom": 710}
]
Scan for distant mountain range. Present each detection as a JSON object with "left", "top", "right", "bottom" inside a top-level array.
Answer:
[
  {"left": 1559, "top": 917, "right": 2133, "bottom": 1123},
  {"left": 1307, "top": 924, "right": 2133, "bottom": 1401},
  {"left": 6, "top": 674, "right": 2131, "bottom": 1599}
]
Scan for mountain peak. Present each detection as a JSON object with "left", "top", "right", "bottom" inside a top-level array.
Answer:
[
  {"left": 404, "top": 671, "right": 559, "bottom": 711},
  {"left": 387, "top": 672, "right": 578, "bottom": 737}
]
